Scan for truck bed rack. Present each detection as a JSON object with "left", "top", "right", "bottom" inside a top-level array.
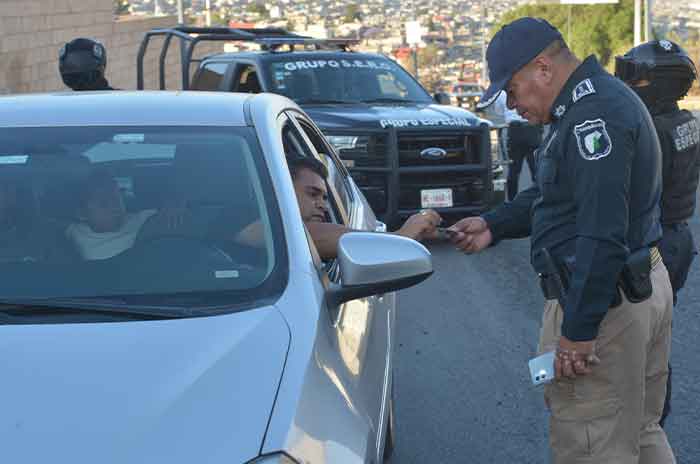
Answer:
[{"left": 136, "top": 26, "right": 360, "bottom": 90}]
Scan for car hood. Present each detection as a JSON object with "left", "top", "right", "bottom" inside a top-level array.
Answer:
[
  {"left": 302, "top": 102, "right": 490, "bottom": 131},
  {"left": 0, "top": 306, "right": 290, "bottom": 464}
]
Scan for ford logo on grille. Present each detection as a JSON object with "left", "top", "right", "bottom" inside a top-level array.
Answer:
[{"left": 420, "top": 147, "right": 448, "bottom": 160}]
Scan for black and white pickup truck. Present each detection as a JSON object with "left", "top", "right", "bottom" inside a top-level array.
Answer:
[{"left": 138, "top": 27, "right": 503, "bottom": 226}]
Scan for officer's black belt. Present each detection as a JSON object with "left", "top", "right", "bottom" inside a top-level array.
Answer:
[{"left": 539, "top": 246, "right": 661, "bottom": 302}]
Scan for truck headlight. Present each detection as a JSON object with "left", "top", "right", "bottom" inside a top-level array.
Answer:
[
  {"left": 326, "top": 135, "right": 369, "bottom": 152},
  {"left": 246, "top": 453, "right": 299, "bottom": 464}
]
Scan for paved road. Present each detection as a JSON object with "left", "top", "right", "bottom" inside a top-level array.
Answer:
[{"left": 390, "top": 169, "right": 700, "bottom": 463}]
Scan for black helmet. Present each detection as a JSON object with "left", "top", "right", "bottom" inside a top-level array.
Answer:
[
  {"left": 615, "top": 40, "right": 697, "bottom": 108},
  {"left": 58, "top": 38, "right": 108, "bottom": 90}
]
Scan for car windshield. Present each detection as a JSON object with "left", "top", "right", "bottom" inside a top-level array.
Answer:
[
  {"left": 0, "top": 126, "right": 286, "bottom": 310},
  {"left": 264, "top": 55, "right": 434, "bottom": 104}
]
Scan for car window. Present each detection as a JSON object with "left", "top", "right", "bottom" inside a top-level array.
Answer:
[
  {"left": 292, "top": 116, "right": 353, "bottom": 217},
  {"left": 0, "top": 126, "right": 286, "bottom": 309},
  {"left": 232, "top": 64, "right": 262, "bottom": 93},
  {"left": 281, "top": 118, "right": 346, "bottom": 223},
  {"left": 265, "top": 54, "right": 433, "bottom": 104},
  {"left": 191, "top": 62, "right": 228, "bottom": 90}
]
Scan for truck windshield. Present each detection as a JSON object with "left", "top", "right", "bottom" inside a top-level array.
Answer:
[
  {"left": 265, "top": 55, "right": 434, "bottom": 105},
  {"left": 0, "top": 126, "right": 286, "bottom": 312}
]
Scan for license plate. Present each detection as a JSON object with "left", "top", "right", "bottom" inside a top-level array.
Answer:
[{"left": 421, "top": 188, "right": 453, "bottom": 208}]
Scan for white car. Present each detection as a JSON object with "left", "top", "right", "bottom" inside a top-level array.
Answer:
[{"left": 0, "top": 91, "right": 433, "bottom": 463}]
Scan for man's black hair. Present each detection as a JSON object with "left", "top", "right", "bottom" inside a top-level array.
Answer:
[{"left": 288, "top": 156, "right": 329, "bottom": 181}]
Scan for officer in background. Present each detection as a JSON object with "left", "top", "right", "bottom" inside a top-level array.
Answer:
[
  {"left": 505, "top": 119, "right": 543, "bottom": 201},
  {"left": 454, "top": 17, "right": 675, "bottom": 463},
  {"left": 59, "top": 38, "right": 115, "bottom": 91},
  {"left": 485, "top": 92, "right": 543, "bottom": 200},
  {"left": 616, "top": 39, "right": 700, "bottom": 428}
]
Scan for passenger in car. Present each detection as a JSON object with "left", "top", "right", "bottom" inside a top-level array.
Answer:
[
  {"left": 65, "top": 169, "right": 184, "bottom": 260},
  {"left": 288, "top": 157, "right": 441, "bottom": 259}
]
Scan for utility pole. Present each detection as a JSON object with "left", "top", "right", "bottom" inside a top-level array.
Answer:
[
  {"left": 413, "top": 46, "right": 419, "bottom": 80},
  {"left": 644, "top": 0, "right": 653, "bottom": 42},
  {"left": 206, "top": 0, "right": 212, "bottom": 27},
  {"left": 177, "top": 0, "right": 184, "bottom": 25},
  {"left": 481, "top": 0, "right": 487, "bottom": 86},
  {"left": 634, "top": 0, "right": 642, "bottom": 45}
]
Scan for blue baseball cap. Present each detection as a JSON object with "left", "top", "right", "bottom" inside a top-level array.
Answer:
[{"left": 477, "top": 17, "right": 563, "bottom": 109}]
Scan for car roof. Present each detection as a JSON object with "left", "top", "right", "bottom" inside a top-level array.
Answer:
[
  {"left": 0, "top": 91, "right": 263, "bottom": 128},
  {"left": 204, "top": 50, "right": 388, "bottom": 62}
]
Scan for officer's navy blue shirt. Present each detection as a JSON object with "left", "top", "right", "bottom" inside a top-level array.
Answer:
[{"left": 483, "top": 56, "right": 663, "bottom": 341}]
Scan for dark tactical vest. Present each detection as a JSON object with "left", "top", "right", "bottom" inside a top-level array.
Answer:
[{"left": 653, "top": 108, "right": 700, "bottom": 224}]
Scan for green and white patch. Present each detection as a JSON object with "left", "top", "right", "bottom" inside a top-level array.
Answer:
[{"left": 574, "top": 119, "right": 612, "bottom": 160}]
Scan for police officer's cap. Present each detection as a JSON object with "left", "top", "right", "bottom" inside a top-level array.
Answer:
[{"left": 477, "top": 17, "right": 563, "bottom": 109}]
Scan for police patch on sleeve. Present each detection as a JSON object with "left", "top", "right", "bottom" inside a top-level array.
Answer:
[
  {"left": 572, "top": 78, "right": 596, "bottom": 103},
  {"left": 574, "top": 119, "right": 612, "bottom": 160}
]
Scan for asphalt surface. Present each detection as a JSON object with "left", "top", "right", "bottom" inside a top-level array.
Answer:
[{"left": 390, "top": 165, "right": 700, "bottom": 463}]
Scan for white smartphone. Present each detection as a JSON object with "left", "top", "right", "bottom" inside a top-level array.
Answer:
[{"left": 528, "top": 351, "right": 555, "bottom": 386}]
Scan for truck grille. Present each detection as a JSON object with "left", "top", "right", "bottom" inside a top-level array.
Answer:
[
  {"left": 335, "top": 126, "right": 490, "bottom": 223},
  {"left": 341, "top": 134, "right": 387, "bottom": 168},
  {"left": 397, "top": 132, "right": 480, "bottom": 166},
  {"left": 347, "top": 171, "right": 387, "bottom": 214}
]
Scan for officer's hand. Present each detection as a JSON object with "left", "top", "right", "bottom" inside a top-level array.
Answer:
[
  {"left": 395, "top": 209, "right": 442, "bottom": 241},
  {"left": 555, "top": 335, "right": 600, "bottom": 379},
  {"left": 448, "top": 216, "right": 493, "bottom": 253}
]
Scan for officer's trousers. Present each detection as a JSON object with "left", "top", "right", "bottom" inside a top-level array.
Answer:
[
  {"left": 659, "top": 222, "right": 696, "bottom": 304},
  {"left": 538, "top": 261, "right": 676, "bottom": 464},
  {"left": 658, "top": 222, "right": 696, "bottom": 426}
]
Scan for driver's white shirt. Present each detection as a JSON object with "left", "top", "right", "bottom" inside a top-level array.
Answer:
[{"left": 66, "top": 209, "right": 157, "bottom": 260}]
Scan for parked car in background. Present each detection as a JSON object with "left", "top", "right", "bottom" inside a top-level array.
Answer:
[{"left": 0, "top": 91, "right": 433, "bottom": 464}]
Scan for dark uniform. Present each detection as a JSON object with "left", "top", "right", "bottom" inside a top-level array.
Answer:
[
  {"left": 482, "top": 51, "right": 674, "bottom": 463},
  {"left": 616, "top": 40, "right": 700, "bottom": 429},
  {"left": 484, "top": 55, "right": 663, "bottom": 341},
  {"left": 474, "top": 18, "right": 674, "bottom": 461},
  {"left": 59, "top": 38, "right": 116, "bottom": 91},
  {"left": 655, "top": 104, "right": 699, "bottom": 301}
]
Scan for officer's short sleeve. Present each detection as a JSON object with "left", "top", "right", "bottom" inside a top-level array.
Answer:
[{"left": 560, "top": 98, "right": 634, "bottom": 341}]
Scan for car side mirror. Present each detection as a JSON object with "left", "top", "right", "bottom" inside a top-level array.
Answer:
[
  {"left": 326, "top": 232, "right": 433, "bottom": 306},
  {"left": 433, "top": 92, "right": 451, "bottom": 106}
]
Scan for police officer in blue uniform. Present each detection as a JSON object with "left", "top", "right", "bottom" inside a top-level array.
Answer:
[
  {"left": 453, "top": 17, "right": 675, "bottom": 463},
  {"left": 59, "top": 38, "right": 115, "bottom": 91},
  {"left": 616, "top": 39, "right": 700, "bottom": 428}
]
